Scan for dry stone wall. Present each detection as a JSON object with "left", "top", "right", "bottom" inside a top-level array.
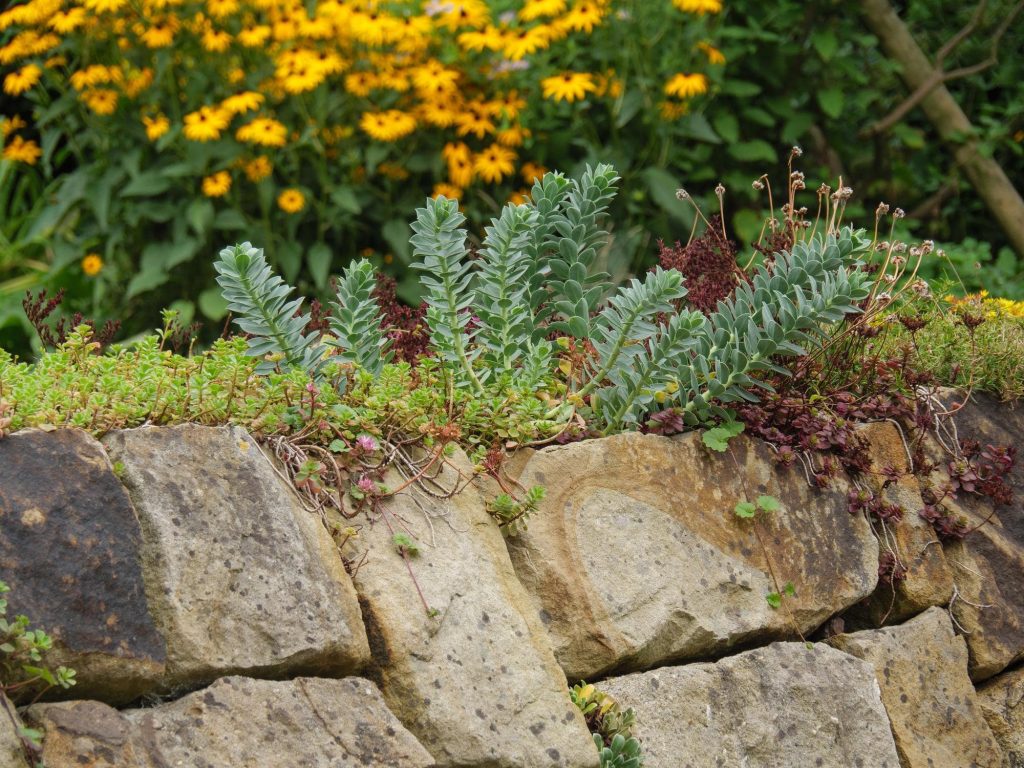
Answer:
[{"left": 0, "top": 393, "right": 1021, "bottom": 767}]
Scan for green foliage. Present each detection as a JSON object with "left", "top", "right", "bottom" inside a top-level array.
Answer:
[
  {"left": 766, "top": 582, "right": 797, "bottom": 610},
  {"left": 0, "top": 581, "right": 77, "bottom": 705},
  {"left": 571, "top": 681, "right": 644, "bottom": 768},
  {"left": 213, "top": 243, "right": 325, "bottom": 377},
  {"left": 701, "top": 419, "right": 745, "bottom": 452},
  {"left": 734, "top": 494, "right": 780, "bottom": 520},
  {"left": 392, "top": 533, "right": 420, "bottom": 557},
  {"left": 327, "top": 259, "right": 391, "bottom": 376},
  {"left": 486, "top": 485, "right": 546, "bottom": 537}
]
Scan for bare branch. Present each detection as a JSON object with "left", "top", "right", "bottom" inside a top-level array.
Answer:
[{"left": 935, "top": 0, "right": 988, "bottom": 64}]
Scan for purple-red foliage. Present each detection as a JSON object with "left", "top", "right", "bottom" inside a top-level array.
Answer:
[
  {"left": 657, "top": 215, "right": 741, "bottom": 314},
  {"left": 373, "top": 274, "right": 429, "bottom": 364},
  {"left": 22, "top": 288, "right": 121, "bottom": 350}
]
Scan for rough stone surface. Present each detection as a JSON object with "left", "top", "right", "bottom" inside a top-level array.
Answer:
[
  {"left": 921, "top": 392, "right": 1024, "bottom": 680},
  {"left": 844, "top": 422, "right": 953, "bottom": 628},
  {"left": 599, "top": 642, "right": 901, "bottom": 768},
  {"left": 0, "top": 429, "right": 165, "bottom": 702},
  {"left": 977, "top": 665, "right": 1024, "bottom": 767},
  {"left": 102, "top": 424, "right": 369, "bottom": 688},
  {"left": 1, "top": 695, "right": 30, "bottom": 768},
  {"left": 505, "top": 431, "right": 879, "bottom": 680},
  {"left": 830, "top": 606, "right": 1003, "bottom": 767},
  {"left": 348, "top": 448, "right": 599, "bottom": 768},
  {"left": 26, "top": 676, "right": 435, "bottom": 767}
]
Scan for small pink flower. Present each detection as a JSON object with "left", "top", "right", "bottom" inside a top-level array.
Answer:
[
  {"left": 356, "top": 435, "right": 378, "bottom": 452},
  {"left": 357, "top": 476, "right": 375, "bottom": 494}
]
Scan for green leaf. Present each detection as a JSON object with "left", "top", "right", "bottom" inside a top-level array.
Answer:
[
  {"left": 641, "top": 167, "right": 686, "bottom": 221},
  {"left": 121, "top": 172, "right": 173, "bottom": 197},
  {"left": 329, "top": 439, "right": 346, "bottom": 453},
  {"left": 126, "top": 266, "right": 168, "bottom": 299},
  {"left": 727, "top": 140, "right": 777, "bottom": 164},
  {"left": 783, "top": 582, "right": 796, "bottom": 597},
  {"left": 720, "top": 80, "right": 761, "bottom": 98},
  {"left": 198, "top": 287, "right": 229, "bottom": 321},
  {"left": 330, "top": 186, "right": 362, "bottom": 214},
  {"left": 817, "top": 88, "right": 845, "bottom": 119},
  {"left": 382, "top": 219, "right": 412, "bottom": 263},
  {"left": 757, "top": 494, "right": 781, "bottom": 512},
  {"left": 213, "top": 209, "right": 249, "bottom": 230},
  {"left": 766, "top": 591, "right": 782, "bottom": 609},
  {"left": 702, "top": 420, "right": 743, "bottom": 452},
  {"left": 186, "top": 199, "right": 215, "bottom": 237},
  {"left": 677, "top": 113, "right": 721, "bottom": 144},
  {"left": 307, "top": 243, "right": 332, "bottom": 290},
  {"left": 733, "top": 210, "right": 764, "bottom": 244},
  {"left": 712, "top": 113, "right": 740, "bottom": 143},
  {"left": 734, "top": 501, "right": 757, "bottom": 519},
  {"left": 811, "top": 29, "right": 838, "bottom": 60}
]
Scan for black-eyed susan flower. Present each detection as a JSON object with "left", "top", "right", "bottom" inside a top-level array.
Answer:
[
  {"left": 183, "top": 106, "right": 230, "bottom": 142},
  {"left": 277, "top": 188, "right": 306, "bottom": 213},
  {"left": 142, "top": 113, "right": 169, "bottom": 141},
  {"left": 697, "top": 41, "right": 726, "bottom": 64},
  {"left": 3, "top": 63, "right": 41, "bottom": 95},
  {"left": 664, "top": 73, "right": 708, "bottom": 98},
  {"left": 432, "top": 182, "right": 463, "bottom": 200},
  {"left": 140, "top": 18, "right": 177, "bottom": 48},
  {"left": 541, "top": 71, "right": 597, "bottom": 102},
  {"left": 558, "top": 1, "right": 605, "bottom": 34},
  {"left": 520, "top": 0, "right": 567, "bottom": 22},
  {"left": 521, "top": 162, "right": 547, "bottom": 184},
  {"left": 80, "top": 88, "right": 118, "bottom": 115},
  {"left": 672, "top": 0, "right": 722, "bottom": 13},
  {"left": 202, "top": 170, "right": 231, "bottom": 197},
  {"left": 236, "top": 117, "right": 287, "bottom": 147},
  {"left": 2, "top": 135, "right": 41, "bottom": 164},
  {"left": 359, "top": 109, "right": 416, "bottom": 142},
  {"left": 474, "top": 144, "right": 516, "bottom": 184},
  {"left": 81, "top": 253, "right": 103, "bottom": 276},
  {"left": 243, "top": 156, "right": 272, "bottom": 182},
  {"left": 220, "top": 91, "right": 264, "bottom": 116}
]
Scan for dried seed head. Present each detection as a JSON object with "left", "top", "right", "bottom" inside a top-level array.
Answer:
[
  {"left": 818, "top": 183, "right": 831, "bottom": 196},
  {"left": 752, "top": 179, "right": 765, "bottom": 191},
  {"left": 876, "top": 202, "right": 890, "bottom": 216},
  {"left": 715, "top": 183, "right": 725, "bottom": 198},
  {"left": 893, "top": 208, "right": 905, "bottom": 219},
  {"left": 911, "top": 279, "right": 931, "bottom": 298},
  {"left": 791, "top": 145, "right": 803, "bottom": 158},
  {"left": 675, "top": 188, "right": 690, "bottom": 200}
]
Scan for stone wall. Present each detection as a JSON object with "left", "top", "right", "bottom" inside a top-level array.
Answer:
[{"left": 0, "top": 393, "right": 1021, "bottom": 767}]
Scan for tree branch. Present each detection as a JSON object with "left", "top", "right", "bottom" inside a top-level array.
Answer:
[{"left": 863, "top": 0, "right": 1022, "bottom": 137}]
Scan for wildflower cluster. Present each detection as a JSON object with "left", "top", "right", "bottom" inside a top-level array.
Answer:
[{"left": 1, "top": 0, "right": 723, "bottom": 341}]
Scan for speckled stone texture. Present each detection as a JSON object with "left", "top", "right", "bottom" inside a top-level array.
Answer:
[
  {"left": 504, "top": 431, "right": 879, "bottom": 680},
  {"left": 599, "top": 642, "right": 902, "bottom": 768},
  {"left": 830, "top": 606, "right": 1003, "bottom": 767},
  {"left": 26, "top": 676, "right": 435, "bottom": 767},
  {"left": 101, "top": 424, "right": 369, "bottom": 688},
  {"left": 0, "top": 429, "right": 165, "bottom": 702}
]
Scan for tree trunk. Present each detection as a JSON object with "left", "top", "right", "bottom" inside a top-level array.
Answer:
[{"left": 859, "top": 0, "right": 1024, "bottom": 256}]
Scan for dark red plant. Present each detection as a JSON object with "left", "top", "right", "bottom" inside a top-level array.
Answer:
[{"left": 22, "top": 288, "right": 120, "bottom": 351}]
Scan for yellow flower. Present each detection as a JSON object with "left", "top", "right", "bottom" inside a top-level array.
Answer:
[
  {"left": 474, "top": 144, "right": 516, "bottom": 184},
  {"left": 277, "top": 188, "right": 305, "bottom": 214},
  {"left": 3, "top": 64, "right": 42, "bottom": 96},
  {"left": 183, "top": 106, "right": 230, "bottom": 142},
  {"left": 454, "top": 103, "right": 496, "bottom": 139},
  {"left": 202, "top": 171, "right": 231, "bottom": 197},
  {"left": 236, "top": 117, "right": 287, "bottom": 147},
  {"left": 142, "top": 113, "right": 169, "bottom": 141},
  {"left": 541, "top": 71, "right": 597, "bottom": 102},
  {"left": 344, "top": 72, "right": 376, "bottom": 97},
  {"left": 1, "top": 116, "right": 27, "bottom": 137},
  {"left": 123, "top": 68, "right": 154, "bottom": 98},
  {"left": 664, "top": 73, "right": 708, "bottom": 98},
  {"left": 457, "top": 26, "right": 505, "bottom": 53},
  {"left": 48, "top": 8, "right": 86, "bottom": 33},
  {"left": 359, "top": 110, "right": 417, "bottom": 142},
  {"left": 412, "top": 60, "right": 460, "bottom": 94},
  {"left": 81, "top": 253, "right": 103, "bottom": 276},
  {"left": 207, "top": 0, "right": 239, "bottom": 18},
  {"left": 496, "top": 125, "right": 528, "bottom": 147},
  {"left": 508, "top": 189, "right": 531, "bottom": 204},
  {"left": 243, "top": 156, "right": 272, "bottom": 182},
  {"left": 672, "top": 0, "right": 722, "bottom": 13},
  {"left": 432, "top": 182, "right": 463, "bottom": 200},
  {"left": 237, "top": 25, "right": 271, "bottom": 47},
  {"left": 520, "top": 0, "right": 567, "bottom": 22},
  {"left": 83, "top": 0, "right": 127, "bottom": 13},
  {"left": 69, "top": 65, "right": 120, "bottom": 91},
  {"left": 140, "top": 19, "right": 177, "bottom": 48},
  {"left": 2, "top": 135, "right": 41, "bottom": 164},
  {"left": 502, "top": 25, "right": 552, "bottom": 60},
  {"left": 443, "top": 142, "right": 475, "bottom": 186},
  {"left": 201, "top": 29, "right": 232, "bottom": 52},
  {"left": 378, "top": 162, "right": 410, "bottom": 180},
  {"left": 659, "top": 100, "right": 689, "bottom": 120},
  {"left": 521, "top": 162, "right": 547, "bottom": 184},
  {"left": 697, "top": 41, "right": 726, "bottom": 64},
  {"left": 558, "top": 1, "right": 606, "bottom": 34},
  {"left": 81, "top": 88, "right": 119, "bottom": 115}
]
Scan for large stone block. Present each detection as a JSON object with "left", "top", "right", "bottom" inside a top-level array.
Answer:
[
  {"left": 0, "top": 429, "right": 165, "bottom": 702},
  {"left": 920, "top": 392, "right": 1024, "bottom": 680},
  {"left": 599, "top": 642, "right": 901, "bottom": 768},
  {"left": 505, "top": 431, "right": 879, "bottom": 680},
  {"left": 348, "top": 448, "right": 599, "bottom": 768},
  {"left": 1, "top": 694, "right": 30, "bottom": 768},
  {"left": 830, "top": 606, "right": 1003, "bottom": 767},
  {"left": 976, "top": 665, "right": 1024, "bottom": 767},
  {"left": 102, "top": 424, "right": 369, "bottom": 688},
  {"left": 26, "top": 676, "right": 435, "bottom": 767},
  {"left": 844, "top": 422, "right": 953, "bottom": 627}
]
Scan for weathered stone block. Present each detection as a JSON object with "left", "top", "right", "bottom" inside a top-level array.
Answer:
[
  {"left": 599, "top": 642, "right": 901, "bottom": 768},
  {"left": 830, "top": 606, "right": 1003, "bottom": 767},
  {"left": 505, "top": 431, "right": 879, "bottom": 680},
  {"left": 1, "top": 694, "right": 30, "bottom": 768},
  {"left": 0, "top": 429, "right": 165, "bottom": 702},
  {"left": 27, "top": 676, "right": 435, "bottom": 767},
  {"left": 347, "top": 448, "right": 599, "bottom": 768},
  {"left": 977, "top": 665, "right": 1024, "bottom": 767},
  {"left": 102, "top": 424, "right": 369, "bottom": 688}
]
